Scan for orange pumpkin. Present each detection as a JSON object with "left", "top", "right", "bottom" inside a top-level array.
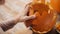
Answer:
[
  {"left": 25, "top": 3, "right": 57, "bottom": 33},
  {"left": 50, "top": 0, "right": 60, "bottom": 14},
  {"left": 41, "top": 0, "right": 45, "bottom": 3}
]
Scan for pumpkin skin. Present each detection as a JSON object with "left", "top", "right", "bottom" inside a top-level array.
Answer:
[
  {"left": 25, "top": 3, "right": 57, "bottom": 33},
  {"left": 50, "top": 0, "right": 60, "bottom": 14}
]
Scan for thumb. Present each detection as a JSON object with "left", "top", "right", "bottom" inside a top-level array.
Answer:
[{"left": 27, "top": 27, "right": 31, "bottom": 30}]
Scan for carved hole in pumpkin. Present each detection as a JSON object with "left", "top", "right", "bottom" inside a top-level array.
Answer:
[{"left": 31, "top": 3, "right": 49, "bottom": 16}]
